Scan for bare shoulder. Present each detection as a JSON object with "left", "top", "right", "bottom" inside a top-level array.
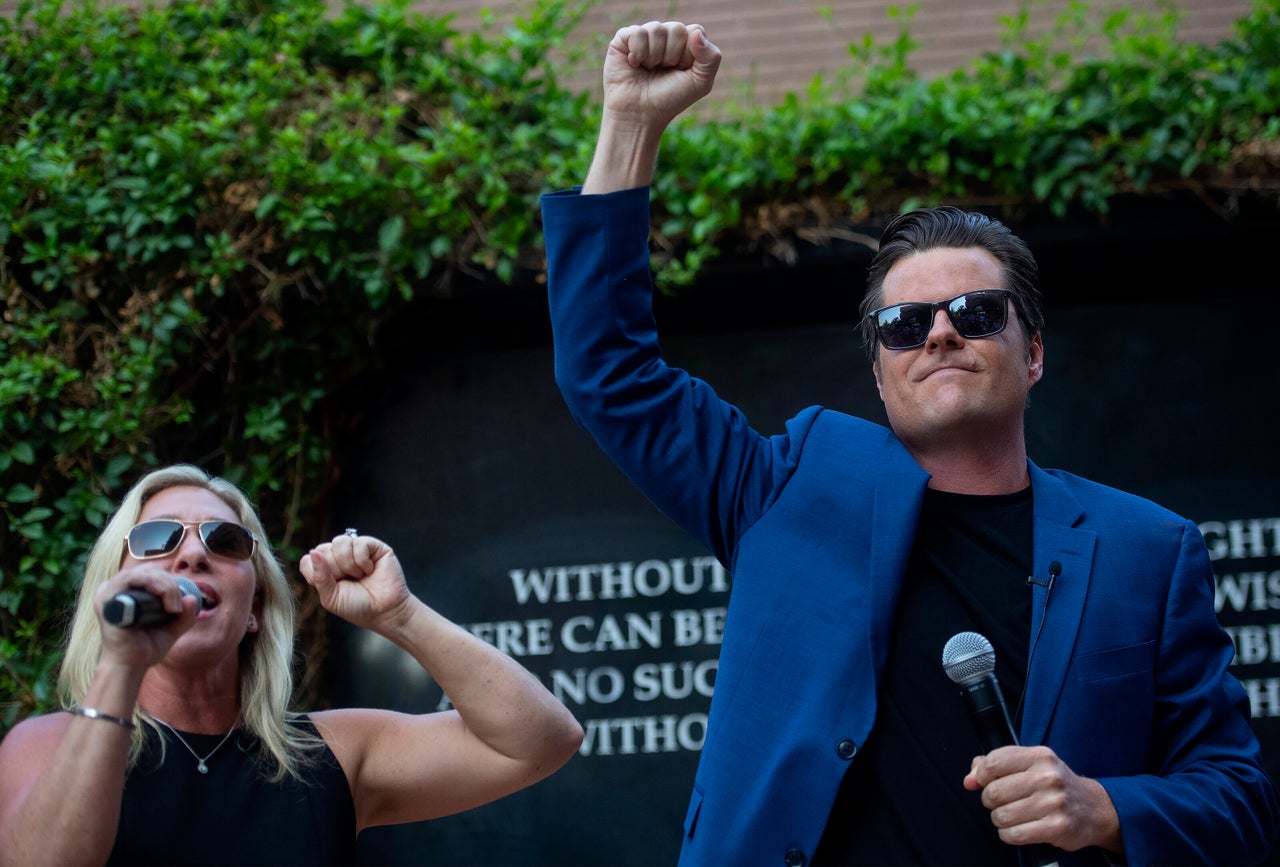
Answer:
[
  {"left": 0, "top": 712, "right": 70, "bottom": 798},
  {"left": 0, "top": 712, "right": 71, "bottom": 757}
]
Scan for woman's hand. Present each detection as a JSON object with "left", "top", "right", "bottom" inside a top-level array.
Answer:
[
  {"left": 300, "top": 532, "right": 413, "bottom": 632},
  {"left": 93, "top": 565, "right": 201, "bottom": 669}
]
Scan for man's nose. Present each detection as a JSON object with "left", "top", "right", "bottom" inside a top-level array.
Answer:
[{"left": 926, "top": 309, "right": 963, "bottom": 347}]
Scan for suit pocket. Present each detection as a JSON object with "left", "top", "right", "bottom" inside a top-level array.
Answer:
[
  {"left": 1074, "top": 640, "right": 1156, "bottom": 683},
  {"left": 1061, "top": 640, "right": 1157, "bottom": 775}
]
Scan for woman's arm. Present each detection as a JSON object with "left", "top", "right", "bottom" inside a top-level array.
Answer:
[
  {"left": 0, "top": 567, "right": 199, "bottom": 867},
  {"left": 302, "top": 533, "right": 582, "bottom": 831}
]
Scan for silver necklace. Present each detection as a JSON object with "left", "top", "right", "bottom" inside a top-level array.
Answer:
[{"left": 153, "top": 716, "right": 238, "bottom": 774}]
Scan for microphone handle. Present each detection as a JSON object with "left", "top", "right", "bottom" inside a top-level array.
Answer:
[
  {"left": 102, "top": 579, "right": 203, "bottom": 628},
  {"left": 102, "top": 590, "right": 168, "bottom": 628},
  {"left": 959, "top": 675, "right": 1019, "bottom": 753}
]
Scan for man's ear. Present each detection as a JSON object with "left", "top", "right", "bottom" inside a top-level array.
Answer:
[
  {"left": 872, "top": 359, "right": 885, "bottom": 400},
  {"left": 1027, "top": 333, "right": 1045, "bottom": 388}
]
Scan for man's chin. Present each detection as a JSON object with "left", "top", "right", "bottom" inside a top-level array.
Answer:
[{"left": 888, "top": 401, "right": 993, "bottom": 442}]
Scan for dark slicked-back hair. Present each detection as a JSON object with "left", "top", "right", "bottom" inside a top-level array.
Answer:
[{"left": 858, "top": 206, "right": 1044, "bottom": 360}]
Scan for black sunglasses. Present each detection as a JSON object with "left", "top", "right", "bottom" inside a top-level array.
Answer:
[
  {"left": 868, "top": 289, "right": 1013, "bottom": 351},
  {"left": 125, "top": 520, "right": 257, "bottom": 561}
]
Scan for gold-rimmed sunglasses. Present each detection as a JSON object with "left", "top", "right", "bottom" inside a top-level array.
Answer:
[{"left": 124, "top": 520, "right": 257, "bottom": 561}]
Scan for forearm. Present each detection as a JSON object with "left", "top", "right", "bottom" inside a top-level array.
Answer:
[
  {"left": 581, "top": 114, "right": 666, "bottom": 194},
  {"left": 379, "top": 598, "right": 580, "bottom": 762}
]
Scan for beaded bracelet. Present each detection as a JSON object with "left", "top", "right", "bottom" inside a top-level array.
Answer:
[{"left": 70, "top": 705, "right": 135, "bottom": 730}]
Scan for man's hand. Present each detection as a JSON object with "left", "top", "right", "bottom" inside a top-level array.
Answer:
[
  {"left": 600, "top": 21, "right": 721, "bottom": 128},
  {"left": 965, "top": 745, "right": 1123, "bottom": 854},
  {"left": 583, "top": 21, "right": 721, "bottom": 194}
]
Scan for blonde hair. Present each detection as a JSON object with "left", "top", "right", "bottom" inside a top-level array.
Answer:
[{"left": 57, "top": 464, "right": 322, "bottom": 781}]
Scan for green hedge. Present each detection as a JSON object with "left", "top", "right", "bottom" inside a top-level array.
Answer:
[
  {"left": 649, "top": 1, "right": 1280, "bottom": 285},
  {"left": 2, "top": 0, "right": 1277, "bottom": 731},
  {"left": 0, "top": 0, "right": 596, "bottom": 727}
]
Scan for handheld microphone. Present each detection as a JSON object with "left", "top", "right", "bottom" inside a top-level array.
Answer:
[
  {"left": 103, "top": 577, "right": 204, "bottom": 628},
  {"left": 941, "top": 631, "right": 1018, "bottom": 752},
  {"left": 944, "top": 631, "right": 1063, "bottom": 867}
]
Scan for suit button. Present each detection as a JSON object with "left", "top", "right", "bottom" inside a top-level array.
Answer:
[
  {"left": 836, "top": 738, "right": 858, "bottom": 759},
  {"left": 784, "top": 849, "right": 807, "bottom": 867}
]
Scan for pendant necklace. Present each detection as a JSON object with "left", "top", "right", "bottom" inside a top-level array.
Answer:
[{"left": 153, "top": 716, "right": 238, "bottom": 774}]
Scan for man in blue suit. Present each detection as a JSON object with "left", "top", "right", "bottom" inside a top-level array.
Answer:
[{"left": 540, "top": 20, "right": 1277, "bottom": 866}]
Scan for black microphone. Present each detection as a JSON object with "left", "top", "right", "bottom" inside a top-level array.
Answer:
[
  {"left": 1026, "top": 560, "right": 1062, "bottom": 591},
  {"left": 941, "top": 631, "right": 1018, "bottom": 752},
  {"left": 103, "top": 577, "right": 204, "bottom": 628}
]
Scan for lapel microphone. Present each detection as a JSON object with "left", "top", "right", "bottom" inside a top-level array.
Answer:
[
  {"left": 1026, "top": 560, "right": 1062, "bottom": 592},
  {"left": 1013, "top": 560, "right": 1064, "bottom": 734}
]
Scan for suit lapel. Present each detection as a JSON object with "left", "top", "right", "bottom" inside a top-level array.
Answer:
[
  {"left": 868, "top": 433, "right": 930, "bottom": 675},
  {"left": 1019, "top": 463, "right": 1097, "bottom": 745}
]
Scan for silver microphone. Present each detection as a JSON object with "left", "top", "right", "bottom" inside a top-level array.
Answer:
[{"left": 941, "top": 631, "right": 1019, "bottom": 752}]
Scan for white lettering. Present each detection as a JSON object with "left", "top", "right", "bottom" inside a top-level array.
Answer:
[
  {"left": 1241, "top": 678, "right": 1280, "bottom": 718},
  {"left": 508, "top": 557, "right": 729, "bottom": 606},
  {"left": 634, "top": 559, "right": 671, "bottom": 597},
  {"left": 462, "top": 618, "right": 553, "bottom": 656},
  {"left": 1214, "top": 572, "right": 1280, "bottom": 614},
  {"left": 1200, "top": 518, "right": 1280, "bottom": 561},
  {"left": 561, "top": 613, "right": 663, "bottom": 653},
  {"left": 633, "top": 660, "right": 718, "bottom": 701},
  {"left": 670, "top": 607, "right": 727, "bottom": 647},
  {"left": 507, "top": 567, "right": 556, "bottom": 604},
  {"left": 641, "top": 714, "right": 680, "bottom": 753},
  {"left": 1223, "top": 623, "right": 1280, "bottom": 665},
  {"left": 549, "top": 666, "right": 625, "bottom": 705},
  {"left": 578, "top": 713, "right": 709, "bottom": 756},
  {"left": 598, "top": 561, "right": 635, "bottom": 600}
]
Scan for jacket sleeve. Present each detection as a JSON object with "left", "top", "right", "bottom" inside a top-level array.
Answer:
[
  {"left": 1100, "top": 519, "right": 1279, "bottom": 865},
  {"left": 540, "top": 185, "right": 817, "bottom": 565}
]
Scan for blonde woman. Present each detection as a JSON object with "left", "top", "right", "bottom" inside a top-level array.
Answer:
[{"left": 0, "top": 464, "right": 582, "bottom": 865}]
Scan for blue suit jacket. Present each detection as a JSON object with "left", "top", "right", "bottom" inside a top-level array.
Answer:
[{"left": 542, "top": 186, "right": 1277, "bottom": 865}]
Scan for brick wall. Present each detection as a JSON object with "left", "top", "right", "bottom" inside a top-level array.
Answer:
[
  {"left": 423, "top": 0, "right": 1253, "bottom": 107},
  {"left": 1, "top": 0, "right": 1250, "bottom": 108}
]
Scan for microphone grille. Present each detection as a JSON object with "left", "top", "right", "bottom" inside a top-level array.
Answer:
[
  {"left": 941, "top": 631, "right": 996, "bottom": 685},
  {"left": 175, "top": 577, "right": 204, "bottom": 615}
]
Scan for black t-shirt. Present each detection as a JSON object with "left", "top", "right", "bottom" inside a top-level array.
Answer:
[
  {"left": 108, "top": 717, "right": 356, "bottom": 866},
  {"left": 814, "top": 486, "right": 1033, "bottom": 866}
]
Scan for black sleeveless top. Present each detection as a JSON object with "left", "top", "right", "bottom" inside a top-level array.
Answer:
[{"left": 108, "top": 717, "right": 356, "bottom": 865}]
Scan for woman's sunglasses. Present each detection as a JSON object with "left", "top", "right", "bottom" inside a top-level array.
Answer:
[
  {"left": 868, "top": 289, "right": 1013, "bottom": 351},
  {"left": 125, "top": 520, "right": 257, "bottom": 561}
]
